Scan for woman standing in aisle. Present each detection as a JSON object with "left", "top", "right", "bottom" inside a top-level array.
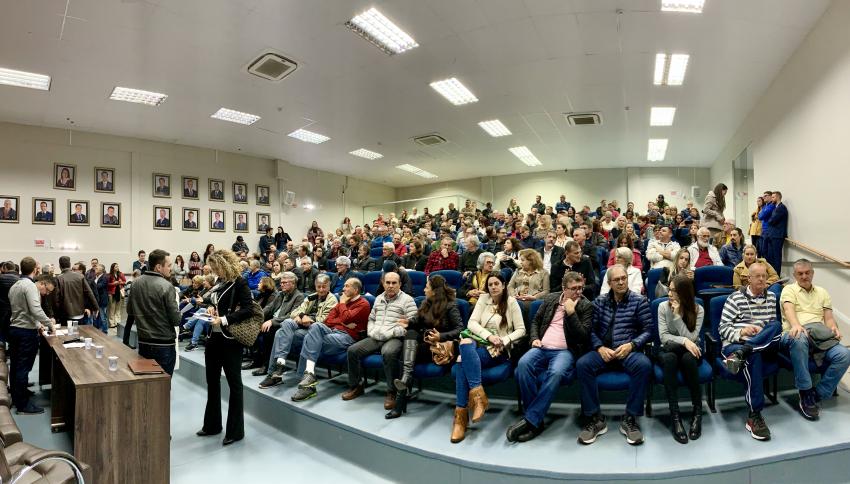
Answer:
[{"left": 702, "top": 183, "right": 728, "bottom": 248}]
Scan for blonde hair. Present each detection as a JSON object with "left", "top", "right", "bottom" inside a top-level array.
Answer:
[
  {"left": 191, "top": 275, "right": 204, "bottom": 285},
  {"left": 207, "top": 249, "right": 242, "bottom": 282},
  {"left": 615, "top": 247, "right": 633, "bottom": 266},
  {"left": 519, "top": 248, "right": 543, "bottom": 272}
]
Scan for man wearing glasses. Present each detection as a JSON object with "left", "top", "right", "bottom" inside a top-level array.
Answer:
[{"left": 507, "top": 271, "right": 592, "bottom": 443}]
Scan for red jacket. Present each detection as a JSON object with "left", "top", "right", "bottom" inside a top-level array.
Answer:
[
  {"left": 424, "top": 250, "right": 459, "bottom": 275},
  {"left": 323, "top": 295, "right": 371, "bottom": 339},
  {"left": 107, "top": 273, "right": 126, "bottom": 296}
]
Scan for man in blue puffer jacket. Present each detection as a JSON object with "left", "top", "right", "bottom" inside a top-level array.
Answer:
[{"left": 576, "top": 265, "right": 653, "bottom": 446}]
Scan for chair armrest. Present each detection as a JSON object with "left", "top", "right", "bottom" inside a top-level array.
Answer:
[{"left": 704, "top": 333, "right": 720, "bottom": 368}]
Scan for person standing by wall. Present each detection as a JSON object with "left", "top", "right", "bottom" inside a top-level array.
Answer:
[{"left": 762, "top": 191, "right": 788, "bottom": 277}]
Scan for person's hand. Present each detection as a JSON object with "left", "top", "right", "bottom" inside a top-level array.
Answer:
[
  {"left": 299, "top": 317, "right": 313, "bottom": 327},
  {"left": 614, "top": 343, "right": 634, "bottom": 359},
  {"left": 338, "top": 293, "right": 350, "bottom": 304},
  {"left": 788, "top": 325, "right": 805, "bottom": 339},
  {"left": 597, "top": 346, "right": 616, "bottom": 362},
  {"left": 686, "top": 270, "right": 694, "bottom": 279},
  {"left": 684, "top": 339, "right": 702, "bottom": 358},
  {"left": 207, "top": 307, "right": 218, "bottom": 317},
  {"left": 424, "top": 330, "right": 439, "bottom": 345},
  {"left": 531, "top": 339, "right": 542, "bottom": 348},
  {"left": 441, "top": 248, "right": 449, "bottom": 258},
  {"left": 832, "top": 326, "right": 842, "bottom": 340},
  {"left": 563, "top": 298, "right": 577, "bottom": 316},
  {"left": 261, "top": 320, "right": 272, "bottom": 332},
  {"left": 463, "top": 271, "right": 471, "bottom": 279},
  {"left": 211, "top": 317, "right": 222, "bottom": 326},
  {"left": 84, "top": 309, "right": 91, "bottom": 317},
  {"left": 346, "top": 322, "right": 357, "bottom": 330},
  {"left": 398, "top": 318, "right": 408, "bottom": 329},
  {"left": 670, "top": 298, "right": 680, "bottom": 313},
  {"left": 742, "top": 325, "right": 761, "bottom": 337},
  {"left": 488, "top": 334, "right": 502, "bottom": 347}
]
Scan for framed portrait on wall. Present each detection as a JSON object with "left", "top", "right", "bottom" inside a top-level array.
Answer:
[
  {"left": 182, "top": 208, "right": 200, "bottom": 231},
  {"left": 209, "top": 209, "right": 225, "bottom": 232},
  {"left": 101, "top": 202, "right": 121, "bottom": 228},
  {"left": 0, "top": 196, "right": 19, "bottom": 223},
  {"left": 233, "top": 182, "right": 248, "bottom": 204},
  {"left": 256, "top": 185, "right": 270, "bottom": 206},
  {"left": 94, "top": 167, "right": 115, "bottom": 193},
  {"left": 234, "top": 211, "right": 248, "bottom": 233},
  {"left": 32, "top": 198, "right": 55, "bottom": 225},
  {"left": 256, "top": 213, "right": 270, "bottom": 233},
  {"left": 209, "top": 179, "right": 225, "bottom": 202},
  {"left": 54, "top": 163, "right": 76, "bottom": 190},
  {"left": 153, "top": 173, "right": 171, "bottom": 198},
  {"left": 68, "top": 200, "right": 89, "bottom": 226},
  {"left": 182, "top": 176, "right": 199, "bottom": 199},
  {"left": 154, "top": 206, "right": 172, "bottom": 230}
]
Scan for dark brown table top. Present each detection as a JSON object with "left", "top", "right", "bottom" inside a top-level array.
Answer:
[{"left": 44, "top": 325, "right": 170, "bottom": 388}]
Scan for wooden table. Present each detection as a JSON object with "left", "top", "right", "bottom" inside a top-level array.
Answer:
[{"left": 43, "top": 325, "right": 171, "bottom": 484}]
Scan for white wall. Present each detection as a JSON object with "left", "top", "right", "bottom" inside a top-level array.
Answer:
[{"left": 0, "top": 122, "right": 395, "bottom": 269}]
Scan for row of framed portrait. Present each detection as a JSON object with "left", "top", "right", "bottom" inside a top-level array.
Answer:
[
  {"left": 0, "top": 196, "right": 271, "bottom": 233},
  {"left": 51, "top": 163, "right": 271, "bottom": 205}
]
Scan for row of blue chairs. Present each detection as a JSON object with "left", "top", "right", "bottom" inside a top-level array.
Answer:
[{"left": 326, "top": 269, "right": 515, "bottom": 299}]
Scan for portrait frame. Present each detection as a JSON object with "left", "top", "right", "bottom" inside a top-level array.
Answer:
[
  {"left": 101, "top": 202, "right": 122, "bottom": 228},
  {"left": 181, "top": 176, "right": 200, "bottom": 200},
  {"left": 67, "top": 200, "right": 90, "bottom": 226},
  {"left": 256, "top": 185, "right": 270, "bottom": 206},
  {"left": 153, "top": 205, "right": 172, "bottom": 230},
  {"left": 209, "top": 178, "right": 225, "bottom": 202},
  {"left": 256, "top": 212, "right": 270, "bottom": 234},
  {"left": 54, "top": 163, "right": 76, "bottom": 191},
  {"left": 31, "top": 197, "right": 56, "bottom": 225},
  {"left": 233, "top": 182, "right": 248, "bottom": 204},
  {"left": 234, "top": 210, "right": 249, "bottom": 233},
  {"left": 94, "top": 167, "right": 115, "bottom": 194},
  {"left": 209, "top": 209, "right": 226, "bottom": 232},
  {"left": 182, "top": 208, "right": 200, "bottom": 232},
  {"left": 0, "top": 196, "right": 20, "bottom": 224},
  {"left": 152, "top": 173, "right": 171, "bottom": 198}
]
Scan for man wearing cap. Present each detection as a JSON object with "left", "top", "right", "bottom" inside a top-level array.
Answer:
[
  {"left": 780, "top": 259, "right": 850, "bottom": 421},
  {"left": 231, "top": 236, "right": 249, "bottom": 256}
]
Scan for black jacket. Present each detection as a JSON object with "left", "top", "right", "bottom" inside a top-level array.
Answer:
[
  {"left": 530, "top": 292, "right": 592, "bottom": 357},
  {"left": 459, "top": 249, "right": 482, "bottom": 273},
  {"left": 401, "top": 253, "right": 427, "bottom": 272},
  {"left": 537, "top": 246, "right": 565, "bottom": 270},
  {"left": 549, "top": 255, "right": 597, "bottom": 300},
  {"left": 214, "top": 277, "right": 254, "bottom": 327},
  {"left": 409, "top": 300, "right": 463, "bottom": 342},
  {"left": 0, "top": 273, "right": 20, "bottom": 329}
]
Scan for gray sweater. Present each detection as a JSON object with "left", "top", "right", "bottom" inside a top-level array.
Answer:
[
  {"left": 9, "top": 278, "right": 53, "bottom": 330},
  {"left": 657, "top": 300, "right": 704, "bottom": 347},
  {"left": 126, "top": 272, "right": 180, "bottom": 344}
]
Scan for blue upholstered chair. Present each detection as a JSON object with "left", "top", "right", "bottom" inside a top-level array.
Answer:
[
  {"left": 645, "top": 268, "right": 664, "bottom": 303},
  {"left": 408, "top": 270, "right": 427, "bottom": 297},
  {"left": 430, "top": 270, "right": 463, "bottom": 290},
  {"left": 362, "top": 271, "right": 383, "bottom": 296},
  {"left": 369, "top": 247, "right": 383, "bottom": 258}
]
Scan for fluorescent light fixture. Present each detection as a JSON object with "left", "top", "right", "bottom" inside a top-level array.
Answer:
[
  {"left": 109, "top": 86, "right": 168, "bottom": 106},
  {"left": 345, "top": 7, "right": 418, "bottom": 55},
  {"left": 430, "top": 78, "right": 478, "bottom": 106},
  {"left": 648, "top": 139, "right": 669, "bottom": 161},
  {"left": 288, "top": 128, "right": 330, "bottom": 144},
  {"left": 653, "top": 53, "right": 689, "bottom": 86},
  {"left": 349, "top": 148, "right": 383, "bottom": 160},
  {"left": 661, "top": 0, "right": 705, "bottom": 13},
  {"left": 650, "top": 107, "right": 676, "bottom": 126},
  {"left": 0, "top": 66, "right": 51, "bottom": 91},
  {"left": 478, "top": 119, "right": 512, "bottom": 137},
  {"left": 508, "top": 146, "right": 542, "bottom": 167},
  {"left": 396, "top": 163, "right": 438, "bottom": 179},
  {"left": 303, "top": 203, "right": 315, "bottom": 210},
  {"left": 210, "top": 108, "right": 260, "bottom": 125}
]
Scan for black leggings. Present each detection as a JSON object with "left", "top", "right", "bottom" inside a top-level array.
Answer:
[{"left": 659, "top": 345, "right": 702, "bottom": 412}]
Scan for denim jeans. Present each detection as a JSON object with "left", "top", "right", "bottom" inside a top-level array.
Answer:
[
  {"left": 781, "top": 331, "right": 850, "bottom": 401},
  {"left": 455, "top": 343, "right": 507, "bottom": 408},
  {"left": 295, "top": 322, "right": 354, "bottom": 378},
  {"left": 516, "top": 348, "right": 575, "bottom": 427},
  {"left": 722, "top": 320, "right": 782, "bottom": 412},
  {"left": 576, "top": 350, "right": 652, "bottom": 417},
  {"left": 267, "top": 319, "right": 307, "bottom": 373},
  {"left": 8, "top": 326, "right": 39, "bottom": 409},
  {"left": 95, "top": 304, "right": 109, "bottom": 333},
  {"left": 184, "top": 309, "right": 210, "bottom": 345},
  {"left": 138, "top": 342, "right": 176, "bottom": 376}
]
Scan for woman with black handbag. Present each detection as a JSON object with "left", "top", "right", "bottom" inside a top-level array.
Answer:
[{"left": 197, "top": 249, "right": 252, "bottom": 446}]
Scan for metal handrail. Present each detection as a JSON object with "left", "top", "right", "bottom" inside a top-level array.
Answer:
[
  {"left": 9, "top": 455, "right": 85, "bottom": 484},
  {"left": 785, "top": 238, "right": 850, "bottom": 269}
]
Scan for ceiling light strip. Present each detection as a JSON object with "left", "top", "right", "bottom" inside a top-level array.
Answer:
[
  {"left": 288, "top": 128, "right": 330, "bottom": 144},
  {"left": 0, "top": 67, "right": 51, "bottom": 91},
  {"left": 478, "top": 119, "right": 512, "bottom": 137},
  {"left": 508, "top": 146, "right": 542, "bottom": 167},
  {"left": 346, "top": 7, "right": 418, "bottom": 55},
  {"left": 211, "top": 107, "right": 261, "bottom": 125},
  {"left": 648, "top": 139, "right": 669, "bottom": 161},
  {"left": 109, "top": 86, "right": 168, "bottom": 106},
  {"left": 396, "top": 163, "right": 438, "bottom": 179},
  {"left": 430, "top": 78, "right": 478, "bottom": 105},
  {"left": 349, "top": 148, "right": 383, "bottom": 159}
]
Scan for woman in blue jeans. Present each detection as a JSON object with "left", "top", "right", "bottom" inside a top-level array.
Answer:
[{"left": 451, "top": 273, "right": 525, "bottom": 443}]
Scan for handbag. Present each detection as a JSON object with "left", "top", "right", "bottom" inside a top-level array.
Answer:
[
  {"left": 221, "top": 300, "right": 263, "bottom": 347},
  {"left": 459, "top": 328, "right": 489, "bottom": 346},
  {"left": 430, "top": 341, "right": 455, "bottom": 366}
]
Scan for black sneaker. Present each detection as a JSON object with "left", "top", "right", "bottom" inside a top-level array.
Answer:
[
  {"left": 185, "top": 343, "right": 198, "bottom": 352},
  {"left": 298, "top": 371, "right": 318, "bottom": 389},
  {"left": 722, "top": 350, "right": 745, "bottom": 375},
  {"left": 16, "top": 402, "right": 44, "bottom": 415},
  {"left": 619, "top": 414, "right": 645, "bottom": 445},
  {"left": 291, "top": 386, "right": 317, "bottom": 402},
  {"left": 746, "top": 411, "right": 771, "bottom": 440},
  {"left": 506, "top": 418, "right": 530, "bottom": 443},
  {"left": 251, "top": 366, "right": 267, "bottom": 377},
  {"left": 258, "top": 374, "right": 283, "bottom": 389},
  {"left": 178, "top": 330, "right": 192, "bottom": 341},
  {"left": 798, "top": 389, "right": 820, "bottom": 421},
  {"left": 270, "top": 361, "right": 287, "bottom": 378},
  {"left": 578, "top": 414, "right": 608, "bottom": 445},
  {"left": 516, "top": 421, "right": 544, "bottom": 443}
]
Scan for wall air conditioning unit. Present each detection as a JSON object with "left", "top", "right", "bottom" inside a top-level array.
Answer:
[
  {"left": 412, "top": 133, "right": 447, "bottom": 147},
  {"left": 246, "top": 52, "right": 298, "bottom": 82},
  {"left": 691, "top": 185, "right": 702, "bottom": 200},
  {"left": 564, "top": 112, "right": 603, "bottom": 126}
]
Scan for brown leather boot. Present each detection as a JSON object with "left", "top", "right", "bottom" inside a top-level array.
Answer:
[
  {"left": 450, "top": 407, "right": 469, "bottom": 443},
  {"left": 384, "top": 390, "right": 397, "bottom": 410},
  {"left": 341, "top": 385, "right": 364, "bottom": 401},
  {"left": 468, "top": 386, "right": 489, "bottom": 423}
]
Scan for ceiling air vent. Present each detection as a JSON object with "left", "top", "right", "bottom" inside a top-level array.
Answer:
[
  {"left": 246, "top": 52, "right": 298, "bottom": 82},
  {"left": 564, "top": 112, "right": 603, "bottom": 126},
  {"left": 412, "top": 133, "right": 447, "bottom": 147}
]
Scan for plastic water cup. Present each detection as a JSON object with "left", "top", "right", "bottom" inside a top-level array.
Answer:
[
  {"left": 95, "top": 345, "right": 104, "bottom": 359},
  {"left": 84, "top": 337, "right": 92, "bottom": 349},
  {"left": 108, "top": 356, "right": 118, "bottom": 372},
  {"left": 66, "top": 321, "right": 73, "bottom": 334}
]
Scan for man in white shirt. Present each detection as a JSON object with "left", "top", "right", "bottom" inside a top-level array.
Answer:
[
  {"left": 537, "top": 231, "right": 564, "bottom": 274},
  {"left": 646, "top": 226, "right": 681, "bottom": 271}
]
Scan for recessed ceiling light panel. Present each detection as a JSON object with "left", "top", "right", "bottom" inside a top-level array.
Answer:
[
  {"left": 349, "top": 148, "right": 383, "bottom": 159},
  {"left": 211, "top": 108, "right": 260, "bottom": 125},
  {"left": 396, "top": 163, "right": 437, "bottom": 179},
  {"left": 288, "top": 128, "right": 330, "bottom": 144},
  {"left": 648, "top": 138, "right": 669, "bottom": 161},
  {"left": 0, "top": 66, "right": 51, "bottom": 91},
  {"left": 478, "top": 119, "right": 512, "bottom": 137},
  {"left": 508, "top": 146, "right": 542, "bottom": 167},
  {"left": 346, "top": 7, "right": 418, "bottom": 55},
  {"left": 430, "top": 78, "right": 478, "bottom": 105},
  {"left": 654, "top": 53, "right": 690, "bottom": 86},
  {"left": 110, "top": 87, "right": 168, "bottom": 106},
  {"left": 661, "top": 0, "right": 705, "bottom": 13},
  {"left": 650, "top": 107, "right": 676, "bottom": 126}
]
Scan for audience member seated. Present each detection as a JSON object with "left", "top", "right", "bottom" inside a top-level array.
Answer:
[
  {"left": 657, "top": 276, "right": 705, "bottom": 444},
  {"left": 259, "top": 228, "right": 276, "bottom": 255},
  {"left": 451, "top": 273, "right": 525, "bottom": 443},
  {"left": 290, "top": 278, "right": 371, "bottom": 402},
  {"left": 538, "top": 231, "right": 565, "bottom": 274},
  {"left": 780, "top": 259, "right": 850, "bottom": 421},
  {"left": 687, "top": 227, "right": 722, "bottom": 269},
  {"left": 732, "top": 244, "right": 779, "bottom": 289},
  {"left": 600, "top": 248, "right": 643, "bottom": 296},
  {"left": 460, "top": 252, "right": 495, "bottom": 306},
  {"left": 245, "top": 260, "right": 267, "bottom": 294},
  {"left": 646, "top": 226, "right": 681, "bottom": 271},
  {"left": 507, "top": 249, "right": 550, "bottom": 309},
  {"left": 307, "top": 220, "right": 324, "bottom": 245},
  {"left": 231, "top": 236, "right": 249, "bottom": 256},
  {"left": 246, "top": 272, "right": 304, "bottom": 376},
  {"left": 402, "top": 241, "right": 427, "bottom": 272},
  {"left": 424, "top": 237, "right": 459, "bottom": 275},
  {"left": 352, "top": 244, "right": 375, "bottom": 273},
  {"left": 494, "top": 237, "right": 521, "bottom": 271},
  {"left": 459, "top": 236, "right": 483, "bottom": 275},
  {"left": 577, "top": 265, "right": 652, "bottom": 446},
  {"left": 342, "top": 272, "right": 417, "bottom": 410},
  {"left": 508, "top": 272, "right": 591, "bottom": 443},
  {"left": 606, "top": 234, "right": 643, "bottom": 271},
  {"left": 388, "top": 274, "right": 463, "bottom": 419},
  {"left": 312, "top": 246, "right": 328, "bottom": 272},
  {"left": 259, "top": 275, "right": 338, "bottom": 389},
  {"left": 517, "top": 226, "right": 540, "bottom": 250},
  {"left": 549, "top": 241, "right": 596, "bottom": 300},
  {"left": 329, "top": 256, "right": 354, "bottom": 292},
  {"left": 553, "top": 223, "right": 573, "bottom": 249},
  {"left": 719, "top": 227, "right": 745, "bottom": 267},
  {"left": 719, "top": 263, "right": 781, "bottom": 441},
  {"left": 375, "top": 261, "right": 413, "bottom": 297},
  {"left": 181, "top": 275, "right": 218, "bottom": 351},
  {"left": 297, "top": 257, "right": 319, "bottom": 293}
]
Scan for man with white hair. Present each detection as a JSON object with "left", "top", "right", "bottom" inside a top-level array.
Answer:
[
  {"left": 376, "top": 242, "right": 403, "bottom": 268},
  {"left": 687, "top": 227, "right": 722, "bottom": 269},
  {"left": 646, "top": 226, "right": 681, "bottom": 271},
  {"left": 459, "top": 236, "right": 483, "bottom": 274},
  {"left": 330, "top": 256, "right": 358, "bottom": 294},
  {"left": 297, "top": 257, "right": 319, "bottom": 293},
  {"left": 246, "top": 272, "right": 305, "bottom": 375}
]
